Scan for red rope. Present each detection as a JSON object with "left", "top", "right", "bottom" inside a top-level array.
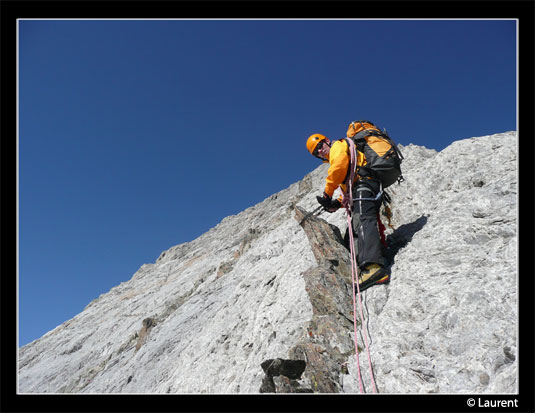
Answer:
[
  {"left": 343, "top": 138, "right": 378, "bottom": 394},
  {"left": 346, "top": 211, "right": 364, "bottom": 392},
  {"left": 346, "top": 210, "right": 378, "bottom": 393},
  {"left": 377, "top": 212, "right": 387, "bottom": 248}
]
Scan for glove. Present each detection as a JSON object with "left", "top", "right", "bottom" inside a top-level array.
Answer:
[{"left": 316, "top": 192, "right": 341, "bottom": 213}]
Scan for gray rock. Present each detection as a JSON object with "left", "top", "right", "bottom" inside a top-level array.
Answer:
[{"left": 18, "top": 131, "right": 517, "bottom": 394}]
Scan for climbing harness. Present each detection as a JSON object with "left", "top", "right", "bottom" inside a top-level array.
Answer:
[
  {"left": 343, "top": 138, "right": 378, "bottom": 394},
  {"left": 353, "top": 186, "right": 389, "bottom": 247},
  {"left": 353, "top": 188, "right": 383, "bottom": 202}
]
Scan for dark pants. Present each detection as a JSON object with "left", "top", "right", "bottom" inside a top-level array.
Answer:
[{"left": 351, "top": 178, "right": 384, "bottom": 269}]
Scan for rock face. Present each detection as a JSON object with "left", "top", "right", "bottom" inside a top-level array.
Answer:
[{"left": 18, "top": 132, "right": 517, "bottom": 394}]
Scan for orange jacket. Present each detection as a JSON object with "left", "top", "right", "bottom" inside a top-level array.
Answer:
[{"left": 324, "top": 139, "right": 367, "bottom": 198}]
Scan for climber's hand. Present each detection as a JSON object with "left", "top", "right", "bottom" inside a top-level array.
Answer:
[
  {"left": 316, "top": 192, "right": 331, "bottom": 209},
  {"left": 316, "top": 193, "right": 341, "bottom": 213},
  {"left": 330, "top": 198, "right": 341, "bottom": 211}
]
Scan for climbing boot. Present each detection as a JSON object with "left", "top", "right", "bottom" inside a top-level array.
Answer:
[{"left": 358, "top": 264, "right": 390, "bottom": 292}]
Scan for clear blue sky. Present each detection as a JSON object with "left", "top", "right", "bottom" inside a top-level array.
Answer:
[{"left": 18, "top": 19, "right": 516, "bottom": 347}]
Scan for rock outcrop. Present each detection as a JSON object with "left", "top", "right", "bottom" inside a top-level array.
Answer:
[{"left": 18, "top": 132, "right": 517, "bottom": 394}]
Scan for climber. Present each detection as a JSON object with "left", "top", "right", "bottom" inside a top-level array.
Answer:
[{"left": 306, "top": 122, "right": 402, "bottom": 292}]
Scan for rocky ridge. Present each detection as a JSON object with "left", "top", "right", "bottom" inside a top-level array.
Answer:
[{"left": 18, "top": 131, "right": 517, "bottom": 394}]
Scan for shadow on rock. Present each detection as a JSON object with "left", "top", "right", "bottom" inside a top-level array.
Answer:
[
  {"left": 341, "top": 215, "right": 429, "bottom": 267},
  {"left": 259, "top": 358, "right": 312, "bottom": 393},
  {"left": 384, "top": 215, "right": 428, "bottom": 266}
]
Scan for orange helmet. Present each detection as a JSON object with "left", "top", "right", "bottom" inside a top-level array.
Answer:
[{"left": 306, "top": 133, "right": 327, "bottom": 157}]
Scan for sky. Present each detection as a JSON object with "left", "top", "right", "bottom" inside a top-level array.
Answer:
[{"left": 18, "top": 19, "right": 516, "bottom": 347}]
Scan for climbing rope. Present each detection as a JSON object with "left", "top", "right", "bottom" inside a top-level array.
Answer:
[
  {"left": 343, "top": 138, "right": 378, "bottom": 394},
  {"left": 346, "top": 210, "right": 378, "bottom": 393}
]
